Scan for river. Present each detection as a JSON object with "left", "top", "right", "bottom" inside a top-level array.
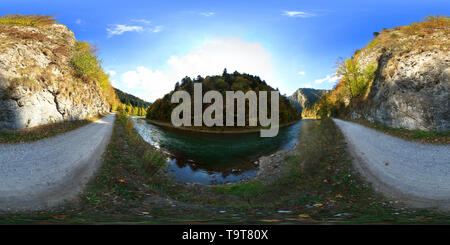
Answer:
[{"left": 133, "top": 118, "right": 312, "bottom": 184}]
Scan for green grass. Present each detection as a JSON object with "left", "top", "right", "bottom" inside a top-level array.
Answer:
[
  {"left": 213, "top": 180, "right": 268, "bottom": 199},
  {"left": 351, "top": 118, "right": 450, "bottom": 144},
  {"left": 81, "top": 113, "right": 167, "bottom": 203}
]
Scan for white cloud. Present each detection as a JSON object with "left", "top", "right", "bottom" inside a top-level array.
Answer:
[
  {"left": 303, "top": 83, "right": 313, "bottom": 88},
  {"left": 200, "top": 12, "right": 215, "bottom": 17},
  {"left": 298, "top": 71, "right": 306, "bottom": 76},
  {"left": 107, "top": 24, "right": 144, "bottom": 37},
  {"left": 110, "top": 79, "right": 119, "bottom": 87},
  {"left": 152, "top": 25, "right": 163, "bottom": 33},
  {"left": 121, "top": 67, "right": 168, "bottom": 101},
  {"left": 283, "top": 11, "right": 315, "bottom": 18},
  {"left": 167, "top": 37, "right": 274, "bottom": 82},
  {"left": 75, "top": 19, "right": 84, "bottom": 25},
  {"left": 117, "top": 37, "right": 275, "bottom": 102},
  {"left": 314, "top": 73, "right": 341, "bottom": 84},
  {"left": 106, "top": 20, "right": 163, "bottom": 37},
  {"left": 131, "top": 19, "right": 152, "bottom": 25}
]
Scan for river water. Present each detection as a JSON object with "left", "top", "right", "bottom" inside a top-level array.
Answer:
[{"left": 133, "top": 118, "right": 311, "bottom": 184}]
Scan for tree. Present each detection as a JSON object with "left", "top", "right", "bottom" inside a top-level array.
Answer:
[{"left": 337, "top": 58, "right": 376, "bottom": 100}]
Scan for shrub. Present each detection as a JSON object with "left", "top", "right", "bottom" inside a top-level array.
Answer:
[
  {"left": 125, "top": 117, "right": 134, "bottom": 135},
  {"left": 400, "top": 15, "right": 450, "bottom": 35},
  {"left": 70, "top": 41, "right": 119, "bottom": 109},
  {"left": 143, "top": 151, "right": 166, "bottom": 175},
  {"left": 0, "top": 14, "right": 56, "bottom": 27},
  {"left": 337, "top": 58, "right": 377, "bottom": 99},
  {"left": 0, "top": 25, "right": 48, "bottom": 42},
  {"left": 71, "top": 41, "right": 100, "bottom": 79},
  {"left": 366, "top": 38, "right": 379, "bottom": 48}
]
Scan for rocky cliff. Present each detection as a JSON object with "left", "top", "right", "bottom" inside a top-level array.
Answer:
[
  {"left": 354, "top": 17, "right": 449, "bottom": 131},
  {"left": 0, "top": 16, "right": 112, "bottom": 130},
  {"left": 288, "top": 88, "right": 328, "bottom": 114},
  {"left": 325, "top": 16, "right": 449, "bottom": 131}
]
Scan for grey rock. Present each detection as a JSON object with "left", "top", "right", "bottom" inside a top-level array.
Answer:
[
  {"left": 356, "top": 44, "right": 449, "bottom": 131},
  {"left": 0, "top": 24, "right": 110, "bottom": 130}
]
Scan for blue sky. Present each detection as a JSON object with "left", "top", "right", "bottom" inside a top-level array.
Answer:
[{"left": 1, "top": 0, "right": 449, "bottom": 101}]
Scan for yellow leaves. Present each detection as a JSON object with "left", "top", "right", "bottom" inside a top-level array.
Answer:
[
  {"left": 335, "top": 194, "right": 343, "bottom": 198},
  {"left": 51, "top": 214, "right": 69, "bottom": 219},
  {"left": 0, "top": 14, "right": 56, "bottom": 27},
  {"left": 298, "top": 214, "right": 310, "bottom": 218},
  {"left": 313, "top": 203, "right": 323, "bottom": 207},
  {"left": 141, "top": 212, "right": 150, "bottom": 215},
  {"left": 260, "top": 219, "right": 281, "bottom": 223},
  {"left": 119, "top": 179, "right": 126, "bottom": 183}
]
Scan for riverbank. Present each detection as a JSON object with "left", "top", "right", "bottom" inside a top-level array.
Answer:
[
  {"left": 145, "top": 119, "right": 299, "bottom": 134},
  {"left": 251, "top": 138, "right": 303, "bottom": 183}
]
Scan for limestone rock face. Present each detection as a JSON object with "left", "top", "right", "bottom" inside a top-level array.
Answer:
[
  {"left": 354, "top": 27, "right": 450, "bottom": 131},
  {"left": 288, "top": 88, "right": 328, "bottom": 113},
  {"left": 0, "top": 23, "right": 109, "bottom": 130}
]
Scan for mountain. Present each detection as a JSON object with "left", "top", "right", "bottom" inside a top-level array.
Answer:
[
  {"left": 146, "top": 70, "right": 301, "bottom": 126},
  {"left": 114, "top": 88, "right": 151, "bottom": 108},
  {"left": 288, "top": 88, "right": 329, "bottom": 114},
  {"left": 0, "top": 15, "right": 118, "bottom": 130},
  {"left": 313, "top": 16, "right": 449, "bottom": 131}
]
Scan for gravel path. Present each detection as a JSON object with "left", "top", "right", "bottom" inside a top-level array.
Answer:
[
  {"left": 333, "top": 119, "right": 450, "bottom": 210},
  {"left": 0, "top": 113, "right": 115, "bottom": 211}
]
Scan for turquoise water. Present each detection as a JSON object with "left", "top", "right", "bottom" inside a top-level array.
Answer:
[{"left": 133, "top": 118, "right": 311, "bottom": 184}]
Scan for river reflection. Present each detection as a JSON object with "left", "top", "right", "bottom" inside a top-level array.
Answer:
[{"left": 133, "top": 118, "right": 313, "bottom": 184}]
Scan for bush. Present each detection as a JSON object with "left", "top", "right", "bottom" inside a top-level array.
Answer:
[
  {"left": 0, "top": 14, "right": 56, "bottom": 27},
  {"left": 337, "top": 58, "right": 377, "bottom": 100},
  {"left": 70, "top": 41, "right": 119, "bottom": 110},
  {"left": 71, "top": 41, "right": 101, "bottom": 79}
]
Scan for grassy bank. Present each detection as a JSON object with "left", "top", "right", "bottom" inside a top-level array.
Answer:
[
  {"left": 0, "top": 114, "right": 106, "bottom": 143},
  {"left": 349, "top": 118, "right": 450, "bottom": 144},
  {"left": 1, "top": 116, "right": 448, "bottom": 224}
]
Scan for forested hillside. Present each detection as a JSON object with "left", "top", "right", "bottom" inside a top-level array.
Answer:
[
  {"left": 114, "top": 88, "right": 151, "bottom": 108},
  {"left": 146, "top": 70, "right": 300, "bottom": 127},
  {"left": 114, "top": 88, "right": 150, "bottom": 117}
]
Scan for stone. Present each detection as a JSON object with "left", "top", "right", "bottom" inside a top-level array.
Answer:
[
  {"left": 0, "top": 23, "right": 110, "bottom": 130},
  {"left": 355, "top": 35, "right": 449, "bottom": 131}
]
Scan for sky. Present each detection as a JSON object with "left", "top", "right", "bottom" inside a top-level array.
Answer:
[{"left": 1, "top": 0, "right": 449, "bottom": 102}]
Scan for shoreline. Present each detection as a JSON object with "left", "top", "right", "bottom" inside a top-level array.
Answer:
[{"left": 143, "top": 118, "right": 300, "bottom": 134}]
